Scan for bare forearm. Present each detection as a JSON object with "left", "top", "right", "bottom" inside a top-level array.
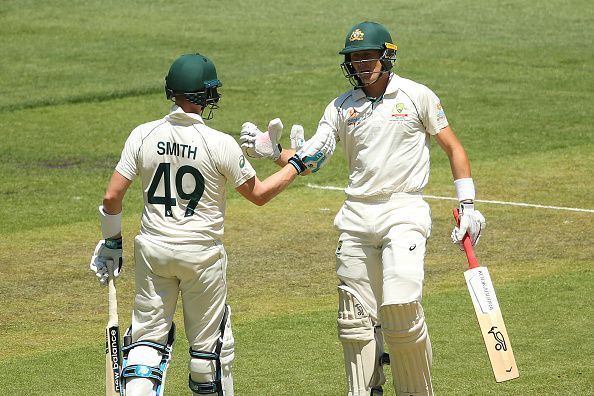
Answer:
[
  {"left": 448, "top": 145, "right": 471, "bottom": 180},
  {"left": 102, "top": 171, "right": 131, "bottom": 215},
  {"left": 435, "top": 127, "right": 471, "bottom": 180},
  {"left": 274, "top": 148, "right": 296, "bottom": 167},
  {"left": 237, "top": 165, "right": 299, "bottom": 206},
  {"left": 255, "top": 165, "right": 298, "bottom": 204}
]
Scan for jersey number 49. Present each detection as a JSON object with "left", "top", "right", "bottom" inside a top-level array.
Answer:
[{"left": 147, "top": 162, "right": 205, "bottom": 217}]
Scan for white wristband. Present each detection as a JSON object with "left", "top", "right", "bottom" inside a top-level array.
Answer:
[
  {"left": 454, "top": 178, "right": 475, "bottom": 202},
  {"left": 98, "top": 205, "right": 122, "bottom": 239}
]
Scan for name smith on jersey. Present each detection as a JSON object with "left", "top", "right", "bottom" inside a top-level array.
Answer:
[{"left": 156, "top": 141, "right": 198, "bottom": 160}]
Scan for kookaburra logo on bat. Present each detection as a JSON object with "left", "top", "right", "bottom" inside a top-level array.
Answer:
[{"left": 488, "top": 326, "right": 507, "bottom": 351}]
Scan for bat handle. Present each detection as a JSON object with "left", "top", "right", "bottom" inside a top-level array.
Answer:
[
  {"left": 453, "top": 208, "right": 480, "bottom": 269},
  {"left": 106, "top": 260, "right": 118, "bottom": 321}
]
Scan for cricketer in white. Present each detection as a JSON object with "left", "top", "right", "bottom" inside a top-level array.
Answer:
[
  {"left": 89, "top": 53, "right": 328, "bottom": 396},
  {"left": 241, "top": 22, "right": 486, "bottom": 396}
]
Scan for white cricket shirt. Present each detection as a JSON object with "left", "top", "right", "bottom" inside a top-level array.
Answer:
[
  {"left": 314, "top": 73, "right": 449, "bottom": 199},
  {"left": 116, "top": 105, "right": 256, "bottom": 244}
]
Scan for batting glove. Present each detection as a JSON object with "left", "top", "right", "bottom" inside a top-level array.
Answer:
[
  {"left": 90, "top": 237, "right": 123, "bottom": 286},
  {"left": 290, "top": 124, "right": 305, "bottom": 149},
  {"left": 288, "top": 132, "right": 335, "bottom": 174},
  {"left": 451, "top": 202, "right": 486, "bottom": 249},
  {"left": 240, "top": 118, "right": 283, "bottom": 160}
]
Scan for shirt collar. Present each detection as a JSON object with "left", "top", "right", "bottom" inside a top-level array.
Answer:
[
  {"left": 351, "top": 87, "right": 367, "bottom": 101},
  {"left": 165, "top": 105, "right": 205, "bottom": 125}
]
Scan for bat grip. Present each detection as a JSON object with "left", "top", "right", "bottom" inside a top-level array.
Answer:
[{"left": 453, "top": 208, "right": 480, "bottom": 269}]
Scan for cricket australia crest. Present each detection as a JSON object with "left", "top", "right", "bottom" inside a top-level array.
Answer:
[
  {"left": 390, "top": 102, "right": 410, "bottom": 122},
  {"left": 349, "top": 29, "right": 365, "bottom": 42}
]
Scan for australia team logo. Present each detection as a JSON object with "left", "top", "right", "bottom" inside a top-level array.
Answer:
[
  {"left": 393, "top": 103, "right": 406, "bottom": 115},
  {"left": 391, "top": 102, "right": 409, "bottom": 122},
  {"left": 349, "top": 29, "right": 365, "bottom": 42}
]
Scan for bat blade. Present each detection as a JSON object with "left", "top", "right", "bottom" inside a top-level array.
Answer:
[
  {"left": 453, "top": 208, "right": 519, "bottom": 382},
  {"left": 105, "top": 261, "right": 122, "bottom": 395},
  {"left": 464, "top": 266, "right": 519, "bottom": 382}
]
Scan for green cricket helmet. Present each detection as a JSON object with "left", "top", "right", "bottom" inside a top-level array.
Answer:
[
  {"left": 339, "top": 22, "right": 398, "bottom": 87},
  {"left": 165, "top": 53, "right": 222, "bottom": 117}
]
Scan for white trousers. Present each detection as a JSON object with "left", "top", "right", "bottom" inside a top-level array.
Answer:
[
  {"left": 132, "top": 234, "right": 228, "bottom": 352},
  {"left": 334, "top": 194, "right": 432, "bottom": 320}
]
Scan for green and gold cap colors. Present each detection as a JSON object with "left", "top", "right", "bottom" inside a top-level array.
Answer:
[{"left": 339, "top": 21, "right": 397, "bottom": 55}]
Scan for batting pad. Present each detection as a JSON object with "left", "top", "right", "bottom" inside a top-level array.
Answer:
[
  {"left": 380, "top": 302, "right": 434, "bottom": 396},
  {"left": 189, "top": 304, "right": 234, "bottom": 395},
  {"left": 338, "top": 285, "right": 385, "bottom": 395}
]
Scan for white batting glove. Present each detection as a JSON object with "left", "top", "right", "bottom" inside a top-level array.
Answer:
[
  {"left": 90, "top": 238, "right": 123, "bottom": 285},
  {"left": 451, "top": 202, "right": 486, "bottom": 249},
  {"left": 290, "top": 124, "right": 305, "bottom": 149},
  {"left": 240, "top": 118, "right": 283, "bottom": 160},
  {"left": 288, "top": 133, "right": 335, "bottom": 174}
]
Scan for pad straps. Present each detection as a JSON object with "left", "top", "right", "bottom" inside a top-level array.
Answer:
[
  {"left": 121, "top": 323, "right": 176, "bottom": 396},
  {"left": 121, "top": 340, "right": 173, "bottom": 384},
  {"left": 188, "top": 305, "right": 229, "bottom": 395},
  {"left": 122, "top": 364, "right": 164, "bottom": 382}
]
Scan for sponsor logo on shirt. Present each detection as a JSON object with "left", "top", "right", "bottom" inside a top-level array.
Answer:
[
  {"left": 346, "top": 107, "right": 362, "bottom": 126},
  {"left": 239, "top": 155, "right": 246, "bottom": 168},
  {"left": 436, "top": 102, "right": 446, "bottom": 122},
  {"left": 336, "top": 240, "right": 343, "bottom": 255}
]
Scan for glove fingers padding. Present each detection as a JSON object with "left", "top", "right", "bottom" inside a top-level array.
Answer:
[
  {"left": 290, "top": 124, "right": 305, "bottom": 149},
  {"left": 239, "top": 122, "right": 257, "bottom": 144},
  {"left": 267, "top": 118, "right": 283, "bottom": 143},
  {"left": 90, "top": 256, "right": 109, "bottom": 284},
  {"left": 240, "top": 122, "right": 260, "bottom": 158},
  {"left": 240, "top": 119, "right": 283, "bottom": 160},
  {"left": 90, "top": 238, "right": 123, "bottom": 285}
]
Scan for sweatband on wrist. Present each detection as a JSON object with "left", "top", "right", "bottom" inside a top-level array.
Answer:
[
  {"left": 98, "top": 205, "right": 122, "bottom": 239},
  {"left": 288, "top": 155, "right": 307, "bottom": 174},
  {"left": 454, "top": 178, "right": 475, "bottom": 202}
]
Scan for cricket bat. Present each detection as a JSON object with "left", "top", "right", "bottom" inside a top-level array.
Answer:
[
  {"left": 105, "top": 260, "right": 122, "bottom": 395},
  {"left": 453, "top": 208, "right": 519, "bottom": 382}
]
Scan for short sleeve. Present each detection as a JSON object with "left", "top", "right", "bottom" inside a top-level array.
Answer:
[
  {"left": 420, "top": 87, "right": 449, "bottom": 135},
  {"left": 217, "top": 135, "right": 256, "bottom": 187},
  {"left": 115, "top": 127, "right": 142, "bottom": 181}
]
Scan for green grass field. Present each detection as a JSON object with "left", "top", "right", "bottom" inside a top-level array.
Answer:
[{"left": 1, "top": 0, "right": 593, "bottom": 394}]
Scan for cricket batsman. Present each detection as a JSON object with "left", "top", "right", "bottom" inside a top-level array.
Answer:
[
  {"left": 240, "top": 21, "right": 486, "bottom": 395},
  {"left": 89, "top": 53, "right": 329, "bottom": 395}
]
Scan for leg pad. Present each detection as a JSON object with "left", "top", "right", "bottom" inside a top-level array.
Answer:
[
  {"left": 380, "top": 302, "right": 433, "bottom": 396},
  {"left": 189, "top": 305, "right": 234, "bottom": 395},
  {"left": 338, "top": 284, "right": 386, "bottom": 396},
  {"left": 121, "top": 323, "right": 176, "bottom": 396}
]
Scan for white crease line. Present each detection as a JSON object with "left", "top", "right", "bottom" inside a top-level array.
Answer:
[{"left": 306, "top": 183, "right": 594, "bottom": 213}]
